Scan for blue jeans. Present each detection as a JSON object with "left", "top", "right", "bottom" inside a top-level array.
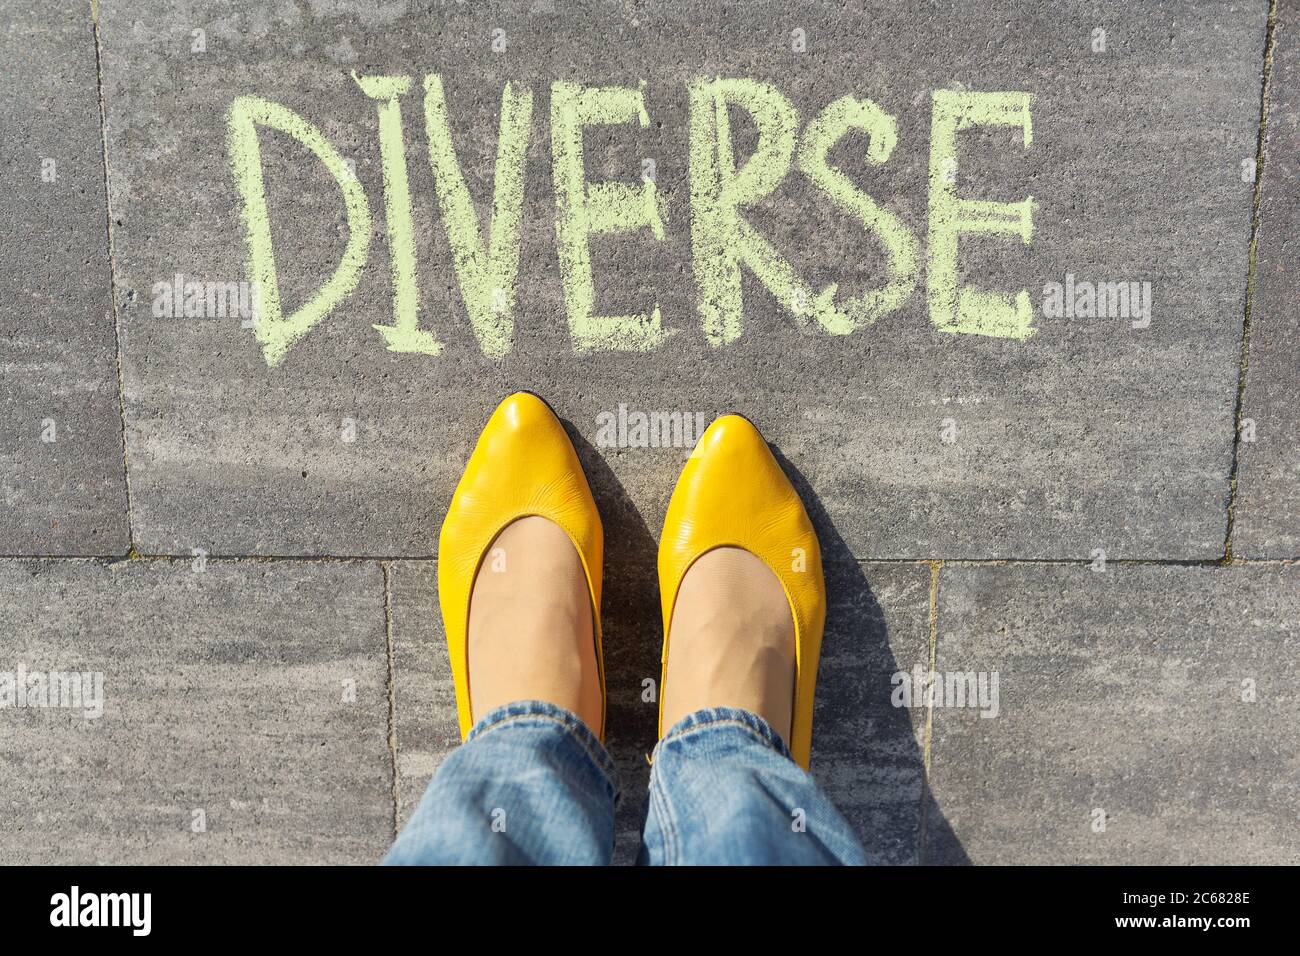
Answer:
[{"left": 384, "top": 700, "right": 869, "bottom": 865}]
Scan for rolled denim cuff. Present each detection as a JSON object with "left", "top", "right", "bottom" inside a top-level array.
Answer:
[
  {"left": 653, "top": 705, "right": 794, "bottom": 763},
  {"left": 466, "top": 699, "right": 620, "bottom": 801}
]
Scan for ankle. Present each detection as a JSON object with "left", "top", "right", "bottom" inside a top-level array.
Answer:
[
  {"left": 661, "top": 547, "right": 795, "bottom": 741},
  {"left": 467, "top": 517, "right": 601, "bottom": 731}
]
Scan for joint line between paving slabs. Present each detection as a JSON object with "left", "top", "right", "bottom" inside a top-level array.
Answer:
[
  {"left": 381, "top": 561, "right": 400, "bottom": 843},
  {"left": 917, "top": 560, "right": 941, "bottom": 863},
  {"left": 90, "top": 0, "right": 137, "bottom": 556},
  {"left": 1224, "top": 0, "right": 1279, "bottom": 563}
]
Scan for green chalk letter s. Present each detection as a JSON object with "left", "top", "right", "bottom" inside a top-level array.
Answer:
[
  {"left": 227, "top": 96, "right": 372, "bottom": 367},
  {"left": 927, "top": 90, "right": 1035, "bottom": 339},
  {"left": 797, "top": 95, "right": 919, "bottom": 329},
  {"left": 551, "top": 81, "right": 671, "bottom": 353}
]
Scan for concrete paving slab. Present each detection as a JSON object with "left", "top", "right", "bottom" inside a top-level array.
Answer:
[
  {"left": 0, "top": 559, "right": 391, "bottom": 864},
  {"left": 1234, "top": 3, "right": 1300, "bottom": 559},
  {"left": 927, "top": 563, "right": 1300, "bottom": 864},
  {"left": 0, "top": 5, "right": 129, "bottom": 555},
  {"left": 810, "top": 561, "right": 940, "bottom": 865},
  {"left": 387, "top": 560, "right": 459, "bottom": 831},
  {"left": 99, "top": 0, "right": 1265, "bottom": 559},
  {"left": 389, "top": 556, "right": 938, "bottom": 864}
]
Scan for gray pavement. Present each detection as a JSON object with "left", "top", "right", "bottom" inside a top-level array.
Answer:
[
  {"left": 928, "top": 563, "right": 1299, "bottom": 864},
  {"left": 0, "top": 3, "right": 129, "bottom": 554},
  {"left": 0, "top": 0, "right": 1296, "bottom": 864},
  {"left": 0, "top": 559, "right": 390, "bottom": 864},
  {"left": 1235, "top": 0, "right": 1300, "bottom": 558},
  {"left": 101, "top": 0, "right": 1264, "bottom": 559}
]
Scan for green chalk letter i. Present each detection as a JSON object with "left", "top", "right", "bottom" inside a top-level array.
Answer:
[
  {"left": 927, "top": 90, "right": 1035, "bottom": 339},
  {"left": 551, "top": 81, "right": 671, "bottom": 353},
  {"left": 354, "top": 73, "right": 443, "bottom": 356},
  {"left": 227, "top": 96, "right": 372, "bottom": 367}
]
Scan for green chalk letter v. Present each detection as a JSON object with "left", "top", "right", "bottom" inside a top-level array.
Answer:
[
  {"left": 424, "top": 74, "right": 532, "bottom": 359},
  {"left": 227, "top": 96, "right": 372, "bottom": 367}
]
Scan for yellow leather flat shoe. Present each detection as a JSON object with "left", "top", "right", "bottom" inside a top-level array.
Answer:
[
  {"left": 657, "top": 414, "right": 826, "bottom": 769},
  {"left": 438, "top": 392, "right": 605, "bottom": 739}
]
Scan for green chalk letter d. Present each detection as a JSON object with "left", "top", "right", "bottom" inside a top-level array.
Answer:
[
  {"left": 227, "top": 95, "right": 372, "bottom": 367},
  {"left": 927, "top": 90, "right": 1035, "bottom": 339},
  {"left": 551, "top": 81, "right": 671, "bottom": 353},
  {"left": 424, "top": 74, "right": 532, "bottom": 359},
  {"left": 354, "top": 73, "right": 442, "bottom": 356}
]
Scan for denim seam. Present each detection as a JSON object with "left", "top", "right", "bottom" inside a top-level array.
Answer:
[
  {"left": 470, "top": 712, "right": 618, "bottom": 798},
  {"left": 661, "top": 718, "right": 785, "bottom": 757},
  {"left": 664, "top": 776, "right": 680, "bottom": 865},
  {"left": 648, "top": 767, "right": 679, "bottom": 865}
]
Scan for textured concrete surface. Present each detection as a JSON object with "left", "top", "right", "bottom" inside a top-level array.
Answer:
[
  {"left": 97, "top": 0, "right": 1264, "bottom": 559},
  {"left": 1235, "top": 2, "right": 1300, "bottom": 558},
  {"left": 808, "top": 562, "right": 940, "bottom": 865},
  {"left": 927, "top": 563, "right": 1300, "bottom": 865},
  {"left": 388, "top": 561, "right": 458, "bottom": 831},
  {"left": 0, "top": 4, "right": 129, "bottom": 554},
  {"left": 1, "top": 0, "right": 1294, "bottom": 866},
  {"left": 0, "top": 559, "right": 391, "bottom": 864},
  {"left": 389, "top": 558, "right": 941, "bottom": 864}
]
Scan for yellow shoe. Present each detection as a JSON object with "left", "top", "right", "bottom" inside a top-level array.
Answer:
[
  {"left": 657, "top": 415, "right": 826, "bottom": 769},
  {"left": 438, "top": 392, "right": 605, "bottom": 740}
]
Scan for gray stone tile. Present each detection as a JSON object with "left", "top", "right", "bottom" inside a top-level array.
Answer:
[
  {"left": 387, "top": 556, "right": 671, "bottom": 863},
  {"left": 0, "top": 5, "right": 129, "bottom": 555},
  {"left": 1234, "top": 4, "right": 1300, "bottom": 558},
  {"left": 390, "top": 555, "right": 934, "bottom": 864},
  {"left": 99, "top": 0, "right": 1263, "bottom": 559},
  {"left": 928, "top": 563, "right": 1300, "bottom": 864},
  {"left": 0, "top": 559, "right": 391, "bottom": 864},
  {"left": 388, "top": 560, "right": 459, "bottom": 829},
  {"left": 811, "top": 561, "right": 936, "bottom": 866}
]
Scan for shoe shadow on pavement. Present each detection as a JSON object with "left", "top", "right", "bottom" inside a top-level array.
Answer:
[
  {"left": 770, "top": 447, "right": 971, "bottom": 866},
  {"left": 565, "top": 426, "right": 669, "bottom": 863},
  {"left": 567, "top": 417, "right": 970, "bottom": 864}
]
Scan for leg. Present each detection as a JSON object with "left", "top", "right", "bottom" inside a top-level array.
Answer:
[
  {"left": 385, "top": 700, "right": 617, "bottom": 865},
  {"left": 640, "top": 706, "right": 868, "bottom": 865},
  {"left": 386, "top": 505, "right": 608, "bottom": 865},
  {"left": 650, "top": 544, "right": 868, "bottom": 864}
]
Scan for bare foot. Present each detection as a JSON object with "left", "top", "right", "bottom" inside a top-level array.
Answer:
[
  {"left": 467, "top": 516, "right": 601, "bottom": 731},
  {"left": 661, "top": 547, "right": 795, "bottom": 741}
]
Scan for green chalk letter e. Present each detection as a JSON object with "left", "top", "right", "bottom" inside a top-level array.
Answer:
[
  {"left": 927, "top": 90, "right": 1035, "bottom": 339},
  {"left": 551, "top": 81, "right": 671, "bottom": 353},
  {"left": 227, "top": 96, "right": 372, "bottom": 367}
]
